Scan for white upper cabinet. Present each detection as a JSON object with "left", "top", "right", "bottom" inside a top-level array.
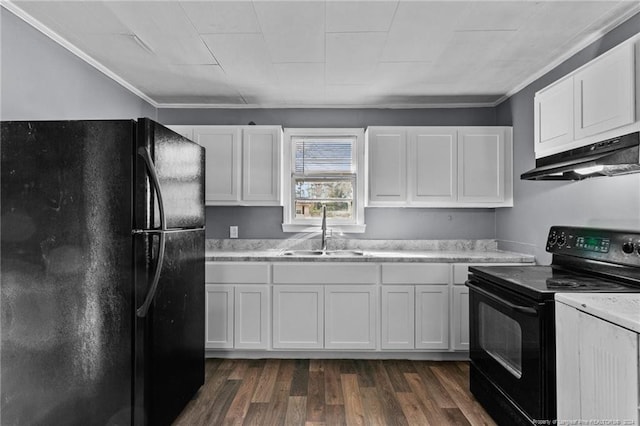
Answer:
[
  {"left": 168, "top": 125, "right": 282, "bottom": 206},
  {"left": 409, "top": 127, "right": 457, "bottom": 203},
  {"left": 534, "top": 38, "right": 639, "bottom": 159},
  {"left": 367, "top": 127, "right": 407, "bottom": 203},
  {"left": 367, "top": 126, "right": 512, "bottom": 207},
  {"left": 574, "top": 42, "right": 635, "bottom": 140},
  {"left": 534, "top": 77, "right": 574, "bottom": 158},
  {"left": 193, "top": 126, "right": 242, "bottom": 203},
  {"left": 458, "top": 127, "right": 507, "bottom": 203},
  {"left": 242, "top": 127, "right": 281, "bottom": 203}
]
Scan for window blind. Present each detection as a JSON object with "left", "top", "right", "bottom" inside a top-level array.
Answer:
[{"left": 293, "top": 137, "right": 354, "bottom": 174}]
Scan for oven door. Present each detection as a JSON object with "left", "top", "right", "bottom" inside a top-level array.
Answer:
[{"left": 467, "top": 277, "right": 552, "bottom": 421}]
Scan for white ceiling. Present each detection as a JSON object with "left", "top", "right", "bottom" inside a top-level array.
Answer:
[{"left": 7, "top": 0, "right": 640, "bottom": 108}]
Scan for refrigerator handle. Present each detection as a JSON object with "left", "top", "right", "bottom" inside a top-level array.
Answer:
[{"left": 136, "top": 147, "right": 167, "bottom": 318}]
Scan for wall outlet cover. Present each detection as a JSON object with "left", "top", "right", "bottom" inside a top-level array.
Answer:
[{"left": 230, "top": 226, "right": 238, "bottom": 239}]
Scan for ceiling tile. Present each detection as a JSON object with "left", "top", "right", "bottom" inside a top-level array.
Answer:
[
  {"left": 253, "top": 1, "right": 325, "bottom": 63},
  {"left": 105, "top": 2, "right": 199, "bottom": 38},
  {"left": 326, "top": 32, "right": 388, "bottom": 85},
  {"left": 179, "top": 1, "right": 261, "bottom": 34},
  {"left": 274, "top": 63, "right": 325, "bottom": 89},
  {"left": 201, "top": 33, "right": 278, "bottom": 86},
  {"left": 326, "top": 1, "right": 398, "bottom": 33},
  {"left": 14, "top": 1, "right": 129, "bottom": 34}
]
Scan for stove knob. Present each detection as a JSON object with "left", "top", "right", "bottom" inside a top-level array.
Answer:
[
  {"left": 557, "top": 235, "right": 566, "bottom": 247},
  {"left": 622, "top": 242, "right": 634, "bottom": 254},
  {"left": 548, "top": 234, "right": 557, "bottom": 246}
]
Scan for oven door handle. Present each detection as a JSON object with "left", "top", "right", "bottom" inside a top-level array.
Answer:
[{"left": 466, "top": 280, "right": 539, "bottom": 316}]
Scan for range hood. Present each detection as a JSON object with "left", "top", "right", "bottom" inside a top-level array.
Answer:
[{"left": 521, "top": 132, "right": 640, "bottom": 180}]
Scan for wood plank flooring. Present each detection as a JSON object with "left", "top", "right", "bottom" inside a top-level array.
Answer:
[{"left": 173, "top": 359, "right": 496, "bottom": 426}]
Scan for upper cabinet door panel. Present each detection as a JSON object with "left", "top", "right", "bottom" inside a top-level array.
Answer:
[
  {"left": 457, "top": 128, "right": 505, "bottom": 203},
  {"left": 534, "top": 77, "right": 574, "bottom": 158},
  {"left": 242, "top": 127, "right": 281, "bottom": 203},
  {"left": 409, "top": 128, "right": 457, "bottom": 203},
  {"left": 193, "top": 127, "right": 241, "bottom": 202},
  {"left": 574, "top": 42, "right": 635, "bottom": 140},
  {"left": 368, "top": 128, "right": 407, "bottom": 202}
]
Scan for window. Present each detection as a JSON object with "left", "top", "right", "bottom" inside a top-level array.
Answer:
[{"left": 282, "top": 128, "right": 365, "bottom": 233}]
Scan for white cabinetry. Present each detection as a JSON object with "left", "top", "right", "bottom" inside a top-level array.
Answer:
[
  {"left": 573, "top": 42, "right": 635, "bottom": 140},
  {"left": 167, "top": 125, "right": 282, "bottom": 206},
  {"left": 451, "top": 286, "right": 470, "bottom": 350},
  {"left": 367, "top": 128, "right": 407, "bottom": 203},
  {"left": 205, "top": 284, "right": 234, "bottom": 349},
  {"left": 381, "top": 285, "right": 415, "bottom": 350},
  {"left": 272, "top": 263, "right": 377, "bottom": 350},
  {"left": 234, "top": 285, "right": 269, "bottom": 349},
  {"left": 272, "top": 285, "right": 324, "bottom": 349},
  {"left": 534, "top": 38, "right": 638, "bottom": 158},
  {"left": 556, "top": 301, "right": 639, "bottom": 424},
  {"left": 458, "top": 128, "right": 507, "bottom": 203},
  {"left": 381, "top": 264, "right": 450, "bottom": 350},
  {"left": 325, "top": 285, "right": 376, "bottom": 350},
  {"left": 534, "top": 77, "right": 574, "bottom": 157},
  {"left": 367, "top": 126, "right": 512, "bottom": 207},
  {"left": 204, "top": 262, "right": 270, "bottom": 350}
]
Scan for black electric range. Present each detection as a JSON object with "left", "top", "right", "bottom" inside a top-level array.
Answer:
[{"left": 466, "top": 226, "right": 640, "bottom": 426}]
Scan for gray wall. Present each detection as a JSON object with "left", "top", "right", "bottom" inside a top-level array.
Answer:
[
  {"left": 0, "top": 9, "right": 156, "bottom": 120},
  {"left": 496, "top": 12, "right": 640, "bottom": 264},
  {"left": 160, "top": 107, "right": 500, "bottom": 240}
]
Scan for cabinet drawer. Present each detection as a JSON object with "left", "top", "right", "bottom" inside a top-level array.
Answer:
[
  {"left": 381, "top": 263, "right": 450, "bottom": 284},
  {"left": 205, "top": 262, "right": 269, "bottom": 283},
  {"left": 273, "top": 263, "right": 378, "bottom": 284}
]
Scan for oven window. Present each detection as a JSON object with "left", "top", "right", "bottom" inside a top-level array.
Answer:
[{"left": 479, "top": 302, "right": 523, "bottom": 378}]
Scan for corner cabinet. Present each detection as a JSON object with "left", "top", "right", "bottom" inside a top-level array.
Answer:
[
  {"left": 367, "top": 126, "right": 512, "bottom": 208},
  {"left": 167, "top": 125, "right": 282, "bottom": 206},
  {"left": 534, "top": 38, "right": 639, "bottom": 159}
]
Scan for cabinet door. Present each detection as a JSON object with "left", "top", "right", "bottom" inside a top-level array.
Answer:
[
  {"left": 451, "top": 286, "right": 469, "bottom": 351},
  {"left": 368, "top": 128, "right": 407, "bottom": 203},
  {"left": 577, "top": 311, "right": 638, "bottom": 423},
  {"left": 381, "top": 286, "right": 415, "bottom": 349},
  {"left": 534, "top": 77, "right": 574, "bottom": 158},
  {"left": 415, "top": 285, "right": 449, "bottom": 350},
  {"left": 234, "top": 285, "right": 269, "bottom": 349},
  {"left": 325, "top": 285, "right": 377, "bottom": 350},
  {"left": 574, "top": 42, "right": 635, "bottom": 140},
  {"left": 166, "top": 125, "right": 194, "bottom": 140},
  {"left": 457, "top": 127, "right": 506, "bottom": 203},
  {"left": 272, "top": 285, "right": 323, "bottom": 349},
  {"left": 408, "top": 128, "right": 457, "bottom": 203},
  {"left": 205, "top": 284, "right": 234, "bottom": 349},
  {"left": 192, "top": 127, "right": 241, "bottom": 203},
  {"left": 242, "top": 127, "right": 281, "bottom": 204},
  {"left": 555, "top": 302, "right": 583, "bottom": 422}
]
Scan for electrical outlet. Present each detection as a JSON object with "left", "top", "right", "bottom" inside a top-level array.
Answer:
[{"left": 230, "top": 226, "right": 238, "bottom": 239}]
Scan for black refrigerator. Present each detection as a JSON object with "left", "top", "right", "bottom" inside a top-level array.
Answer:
[{"left": 1, "top": 118, "right": 205, "bottom": 425}]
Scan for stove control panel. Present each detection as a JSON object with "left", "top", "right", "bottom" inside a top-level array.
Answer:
[{"left": 547, "top": 226, "right": 640, "bottom": 265}]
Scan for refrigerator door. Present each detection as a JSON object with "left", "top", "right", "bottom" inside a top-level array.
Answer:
[
  {"left": 1, "top": 120, "right": 134, "bottom": 425},
  {"left": 133, "top": 118, "right": 205, "bottom": 426},
  {"left": 135, "top": 118, "right": 205, "bottom": 230}
]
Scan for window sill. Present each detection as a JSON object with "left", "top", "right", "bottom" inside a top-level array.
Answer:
[{"left": 281, "top": 224, "right": 366, "bottom": 234}]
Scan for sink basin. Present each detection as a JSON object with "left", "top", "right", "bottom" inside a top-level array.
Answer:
[{"left": 280, "top": 249, "right": 365, "bottom": 257}]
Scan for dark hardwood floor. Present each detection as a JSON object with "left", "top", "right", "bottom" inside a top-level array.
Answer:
[{"left": 173, "top": 359, "right": 496, "bottom": 426}]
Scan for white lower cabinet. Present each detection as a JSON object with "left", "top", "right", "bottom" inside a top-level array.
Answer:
[
  {"left": 234, "top": 285, "right": 269, "bottom": 349},
  {"left": 381, "top": 286, "right": 415, "bottom": 350},
  {"left": 451, "top": 286, "right": 469, "bottom": 350},
  {"left": 415, "top": 285, "right": 449, "bottom": 350},
  {"left": 272, "top": 285, "right": 324, "bottom": 349},
  {"left": 205, "top": 284, "right": 234, "bottom": 349},
  {"left": 556, "top": 301, "right": 639, "bottom": 424},
  {"left": 325, "top": 285, "right": 377, "bottom": 350}
]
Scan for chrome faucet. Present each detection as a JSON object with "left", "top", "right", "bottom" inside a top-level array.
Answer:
[{"left": 321, "top": 205, "right": 327, "bottom": 252}]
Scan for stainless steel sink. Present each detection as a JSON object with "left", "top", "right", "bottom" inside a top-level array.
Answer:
[{"left": 280, "top": 249, "right": 365, "bottom": 257}]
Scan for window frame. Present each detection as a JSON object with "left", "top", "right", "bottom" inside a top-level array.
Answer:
[{"left": 282, "top": 128, "right": 366, "bottom": 233}]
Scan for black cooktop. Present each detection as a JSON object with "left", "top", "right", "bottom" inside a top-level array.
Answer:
[{"left": 469, "top": 265, "right": 640, "bottom": 301}]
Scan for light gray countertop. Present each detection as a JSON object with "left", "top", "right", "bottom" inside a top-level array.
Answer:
[
  {"left": 205, "top": 249, "right": 535, "bottom": 263},
  {"left": 555, "top": 293, "right": 640, "bottom": 334}
]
